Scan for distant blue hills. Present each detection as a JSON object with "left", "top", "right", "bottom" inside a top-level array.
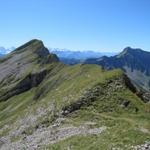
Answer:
[
  {"left": 49, "top": 48, "right": 116, "bottom": 64},
  {"left": 0, "top": 46, "right": 15, "bottom": 55}
]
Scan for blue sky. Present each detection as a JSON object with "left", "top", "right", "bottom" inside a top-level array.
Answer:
[{"left": 0, "top": 0, "right": 150, "bottom": 52}]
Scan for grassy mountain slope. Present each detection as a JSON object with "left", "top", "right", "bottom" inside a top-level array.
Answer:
[
  {"left": 0, "top": 41, "right": 150, "bottom": 150},
  {"left": 0, "top": 39, "right": 59, "bottom": 102}
]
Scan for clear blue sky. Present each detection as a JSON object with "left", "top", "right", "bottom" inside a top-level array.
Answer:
[{"left": 0, "top": 0, "right": 150, "bottom": 52}]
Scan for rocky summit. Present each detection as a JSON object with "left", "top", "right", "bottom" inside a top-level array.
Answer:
[
  {"left": 0, "top": 39, "right": 59, "bottom": 102},
  {"left": 0, "top": 40, "right": 150, "bottom": 150}
]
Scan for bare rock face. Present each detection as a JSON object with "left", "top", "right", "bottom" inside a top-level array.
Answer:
[
  {"left": 137, "top": 92, "right": 150, "bottom": 103},
  {"left": 0, "top": 39, "right": 59, "bottom": 102}
]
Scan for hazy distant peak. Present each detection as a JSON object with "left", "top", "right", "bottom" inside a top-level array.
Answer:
[{"left": 0, "top": 46, "right": 15, "bottom": 54}]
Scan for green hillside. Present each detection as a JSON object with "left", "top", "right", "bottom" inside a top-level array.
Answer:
[{"left": 0, "top": 40, "right": 150, "bottom": 150}]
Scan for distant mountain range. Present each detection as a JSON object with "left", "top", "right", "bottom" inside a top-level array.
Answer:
[
  {"left": 49, "top": 48, "right": 115, "bottom": 59},
  {"left": 0, "top": 46, "right": 15, "bottom": 55},
  {"left": 49, "top": 48, "right": 116, "bottom": 64},
  {"left": 85, "top": 47, "right": 150, "bottom": 92}
]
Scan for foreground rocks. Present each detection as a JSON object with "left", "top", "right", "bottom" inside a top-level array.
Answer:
[
  {"left": 0, "top": 124, "right": 106, "bottom": 150},
  {"left": 134, "top": 141, "right": 150, "bottom": 150}
]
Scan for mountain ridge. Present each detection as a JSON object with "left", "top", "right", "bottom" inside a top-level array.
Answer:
[{"left": 0, "top": 40, "right": 150, "bottom": 149}]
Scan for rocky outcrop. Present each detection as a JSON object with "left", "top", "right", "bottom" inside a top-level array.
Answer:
[
  {"left": 40, "top": 54, "right": 59, "bottom": 64},
  {"left": 137, "top": 92, "right": 150, "bottom": 103},
  {"left": 134, "top": 141, "right": 150, "bottom": 150},
  {"left": 0, "top": 124, "right": 106, "bottom": 150},
  {"left": 62, "top": 75, "right": 138, "bottom": 116},
  {"left": 62, "top": 85, "right": 103, "bottom": 115},
  {"left": 123, "top": 74, "right": 137, "bottom": 93}
]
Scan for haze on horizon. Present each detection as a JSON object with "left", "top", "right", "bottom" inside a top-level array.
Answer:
[{"left": 0, "top": 0, "right": 150, "bottom": 52}]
